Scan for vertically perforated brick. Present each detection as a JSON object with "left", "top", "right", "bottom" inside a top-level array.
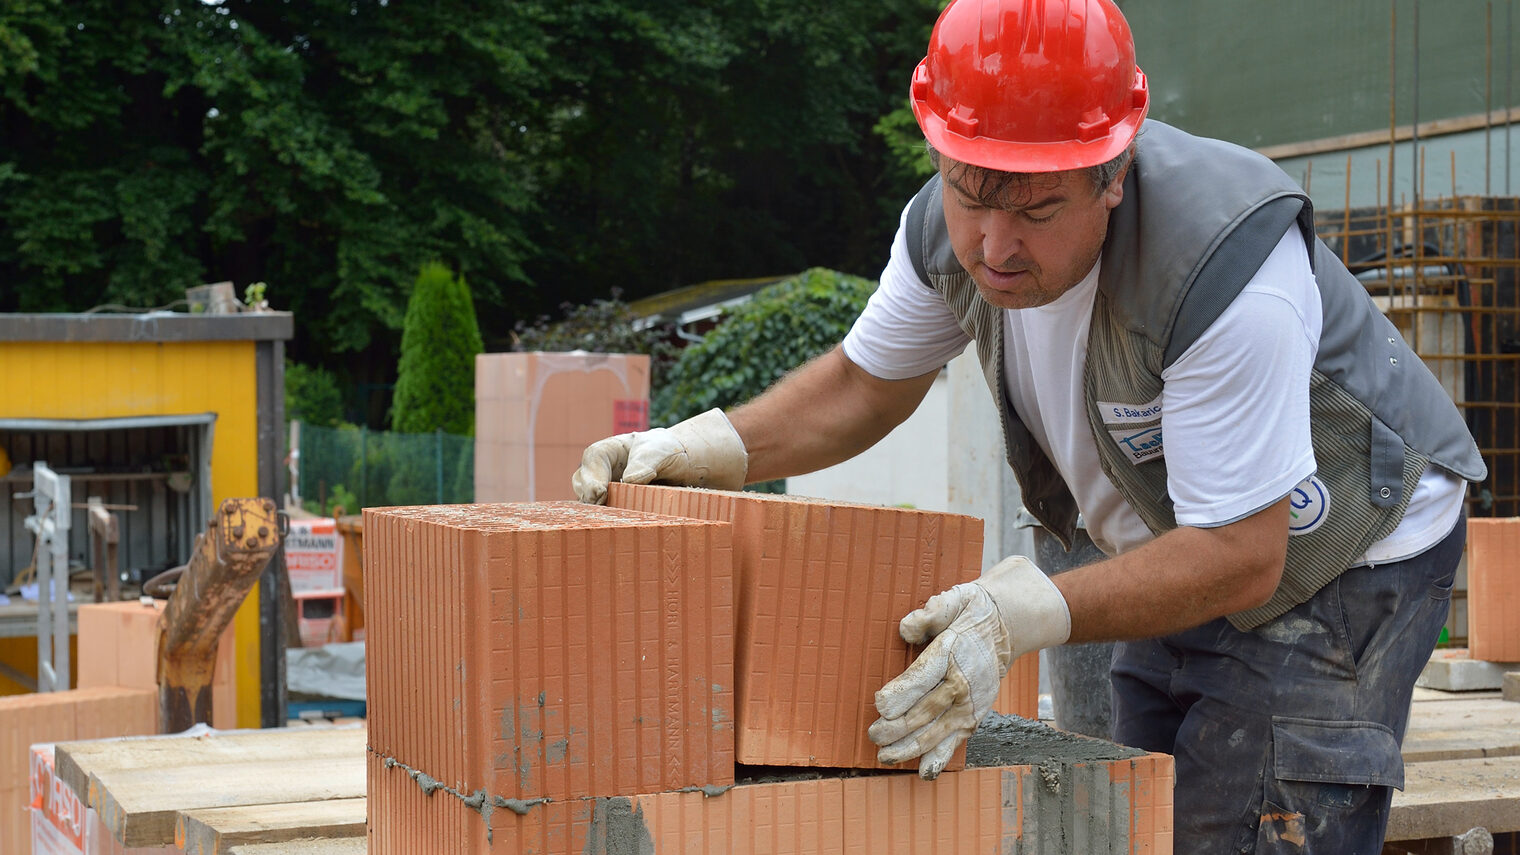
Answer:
[
  {"left": 1468, "top": 516, "right": 1520, "bottom": 661},
  {"left": 364, "top": 501, "right": 734, "bottom": 853},
  {"left": 75, "top": 600, "right": 238, "bottom": 729},
  {"left": 0, "top": 687, "right": 157, "bottom": 855},
  {"left": 607, "top": 483, "right": 996, "bottom": 770},
  {"left": 461, "top": 751, "right": 1174, "bottom": 854}
]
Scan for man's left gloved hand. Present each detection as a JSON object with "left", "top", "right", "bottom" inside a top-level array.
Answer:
[{"left": 868, "top": 556, "right": 1071, "bottom": 779}]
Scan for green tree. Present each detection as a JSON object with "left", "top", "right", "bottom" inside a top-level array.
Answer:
[
  {"left": 285, "top": 361, "right": 346, "bottom": 429},
  {"left": 0, "top": 0, "right": 942, "bottom": 414},
  {"left": 390, "top": 262, "right": 482, "bottom": 436},
  {"left": 0, "top": 0, "right": 548, "bottom": 383},
  {"left": 653, "top": 268, "right": 877, "bottom": 425}
]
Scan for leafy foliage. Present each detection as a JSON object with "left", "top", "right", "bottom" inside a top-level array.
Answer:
[
  {"left": 297, "top": 422, "right": 472, "bottom": 513},
  {"left": 0, "top": 0, "right": 942, "bottom": 422},
  {"left": 512, "top": 290, "right": 681, "bottom": 392},
  {"left": 285, "top": 361, "right": 346, "bottom": 429},
  {"left": 652, "top": 268, "right": 877, "bottom": 426},
  {"left": 390, "top": 262, "right": 482, "bottom": 435}
]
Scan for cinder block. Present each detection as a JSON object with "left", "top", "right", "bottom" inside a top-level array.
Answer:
[
  {"left": 1503, "top": 671, "right": 1519, "bottom": 703},
  {"left": 369, "top": 748, "right": 1173, "bottom": 854},
  {"left": 607, "top": 483, "right": 995, "bottom": 770},
  {"left": 474, "top": 352, "right": 651, "bottom": 502},
  {"left": 1468, "top": 517, "right": 1520, "bottom": 662},
  {"left": 75, "top": 599, "right": 237, "bottom": 730},
  {"left": 0, "top": 686, "right": 157, "bottom": 855},
  {"left": 364, "top": 502, "right": 734, "bottom": 808}
]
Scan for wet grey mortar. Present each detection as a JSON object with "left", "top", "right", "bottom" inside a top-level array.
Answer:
[
  {"left": 385, "top": 713, "right": 1146, "bottom": 849},
  {"left": 965, "top": 712, "right": 1145, "bottom": 769}
]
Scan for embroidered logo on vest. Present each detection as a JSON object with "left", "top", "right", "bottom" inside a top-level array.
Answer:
[
  {"left": 1108, "top": 426, "right": 1164, "bottom": 463},
  {"left": 1288, "top": 475, "right": 1330, "bottom": 535}
]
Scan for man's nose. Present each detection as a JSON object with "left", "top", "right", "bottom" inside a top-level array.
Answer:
[{"left": 981, "top": 212, "right": 1025, "bottom": 267}]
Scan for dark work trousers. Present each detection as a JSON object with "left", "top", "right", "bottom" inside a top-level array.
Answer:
[{"left": 1110, "top": 513, "right": 1465, "bottom": 855}]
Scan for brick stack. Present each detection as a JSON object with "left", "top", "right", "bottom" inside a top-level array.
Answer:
[
  {"left": 75, "top": 599, "right": 238, "bottom": 730},
  {"left": 366, "top": 492, "right": 1170, "bottom": 854},
  {"left": 474, "top": 353, "right": 651, "bottom": 503},
  {"left": 0, "top": 686, "right": 158, "bottom": 855},
  {"left": 364, "top": 502, "right": 734, "bottom": 853},
  {"left": 1467, "top": 516, "right": 1520, "bottom": 662}
]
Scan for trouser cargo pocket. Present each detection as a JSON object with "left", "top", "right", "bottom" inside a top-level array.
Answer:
[{"left": 1254, "top": 717, "right": 1403, "bottom": 853}]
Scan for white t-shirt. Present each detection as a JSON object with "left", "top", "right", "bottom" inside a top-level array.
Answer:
[{"left": 842, "top": 204, "right": 1464, "bottom": 563}]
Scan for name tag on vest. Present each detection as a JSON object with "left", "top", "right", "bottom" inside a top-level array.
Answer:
[{"left": 1099, "top": 396, "right": 1164, "bottom": 464}]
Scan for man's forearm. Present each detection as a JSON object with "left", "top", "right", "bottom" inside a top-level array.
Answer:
[
  {"left": 1054, "top": 497, "right": 1291, "bottom": 643},
  {"left": 728, "top": 346, "right": 938, "bottom": 484}
]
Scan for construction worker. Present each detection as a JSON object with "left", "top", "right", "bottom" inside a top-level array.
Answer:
[{"left": 573, "top": 0, "right": 1487, "bottom": 851}]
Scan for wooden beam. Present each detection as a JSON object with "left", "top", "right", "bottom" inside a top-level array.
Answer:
[
  {"left": 54, "top": 725, "right": 365, "bottom": 809},
  {"left": 1388, "top": 755, "right": 1520, "bottom": 842},
  {"left": 176, "top": 797, "right": 366, "bottom": 854},
  {"left": 1256, "top": 106, "right": 1520, "bottom": 160},
  {"left": 1403, "top": 698, "right": 1520, "bottom": 762},
  {"left": 227, "top": 839, "right": 366, "bottom": 855},
  {"left": 92, "top": 753, "right": 365, "bottom": 847}
]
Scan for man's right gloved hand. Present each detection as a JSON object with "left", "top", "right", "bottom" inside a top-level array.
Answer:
[
  {"left": 572, "top": 408, "right": 748, "bottom": 504},
  {"left": 868, "top": 555, "right": 1071, "bottom": 779}
]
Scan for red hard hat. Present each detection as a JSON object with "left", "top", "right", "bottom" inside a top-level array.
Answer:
[{"left": 910, "top": 0, "right": 1149, "bottom": 173}]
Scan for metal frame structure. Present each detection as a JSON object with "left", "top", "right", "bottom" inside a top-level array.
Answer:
[{"left": 20, "top": 461, "right": 71, "bottom": 692}]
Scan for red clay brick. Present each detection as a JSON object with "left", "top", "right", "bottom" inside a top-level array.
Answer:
[
  {"left": 0, "top": 686, "right": 157, "bottom": 855},
  {"left": 996, "top": 651, "right": 1040, "bottom": 720},
  {"left": 368, "top": 750, "right": 1174, "bottom": 854},
  {"left": 364, "top": 502, "right": 734, "bottom": 808},
  {"left": 1468, "top": 517, "right": 1520, "bottom": 662},
  {"left": 606, "top": 484, "right": 998, "bottom": 770},
  {"left": 474, "top": 353, "right": 651, "bottom": 502},
  {"left": 76, "top": 599, "right": 238, "bottom": 730}
]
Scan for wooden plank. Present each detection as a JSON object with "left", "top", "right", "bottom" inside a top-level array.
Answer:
[
  {"left": 228, "top": 839, "right": 366, "bottom": 855},
  {"left": 1404, "top": 697, "right": 1520, "bottom": 762},
  {"left": 94, "top": 753, "right": 365, "bottom": 847},
  {"left": 55, "top": 725, "right": 365, "bottom": 803},
  {"left": 176, "top": 797, "right": 366, "bottom": 855},
  {"left": 1388, "top": 755, "right": 1520, "bottom": 842}
]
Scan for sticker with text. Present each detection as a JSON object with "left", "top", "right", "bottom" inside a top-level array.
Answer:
[{"left": 1098, "top": 395, "right": 1163, "bottom": 426}]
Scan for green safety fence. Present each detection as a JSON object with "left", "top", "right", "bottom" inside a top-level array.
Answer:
[{"left": 295, "top": 423, "right": 473, "bottom": 514}]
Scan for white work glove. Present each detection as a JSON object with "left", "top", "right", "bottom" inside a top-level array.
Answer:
[
  {"left": 869, "top": 555, "right": 1071, "bottom": 779},
  {"left": 572, "top": 408, "right": 748, "bottom": 504}
]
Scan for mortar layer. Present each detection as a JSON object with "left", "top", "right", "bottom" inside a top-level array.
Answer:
[{"left": 965, "top": 712, "right": 1146, "bottom": 768}]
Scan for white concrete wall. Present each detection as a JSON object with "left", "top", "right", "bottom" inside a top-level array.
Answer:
[
  {"left": 787, "top": 349, "right": 1033, "bottom": 573},
  {"left": 786, "top": 365, "right": 952, "bottom": 511}
]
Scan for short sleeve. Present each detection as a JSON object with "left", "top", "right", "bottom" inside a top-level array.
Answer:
[
  {"left": 842, "top": 203, "right": 972, "bottom": 379},
  {"left": 1162, "top": 226, "right": 1323, "bottom": 527}
]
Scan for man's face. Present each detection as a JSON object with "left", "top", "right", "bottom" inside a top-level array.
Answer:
[{"left": 940, "top": 159, "right": 1126, "bottom": 309}]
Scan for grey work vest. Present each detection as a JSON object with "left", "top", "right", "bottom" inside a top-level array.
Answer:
[{"left": 908, "top": 120, "right": 1486, "bottom": 629}]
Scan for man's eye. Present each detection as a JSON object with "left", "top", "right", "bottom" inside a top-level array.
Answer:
[{"left": 1024, "top": 210, "right": 1057, "bottom": 223}]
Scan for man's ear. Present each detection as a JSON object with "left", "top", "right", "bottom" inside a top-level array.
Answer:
[{"left": 1101, "top": 156, "right": 1131, "bottom": 211}]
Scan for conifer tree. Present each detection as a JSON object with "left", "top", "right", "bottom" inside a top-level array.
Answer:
[{"left": 391, "top": 262, "right": 483, "bottom": 435}]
